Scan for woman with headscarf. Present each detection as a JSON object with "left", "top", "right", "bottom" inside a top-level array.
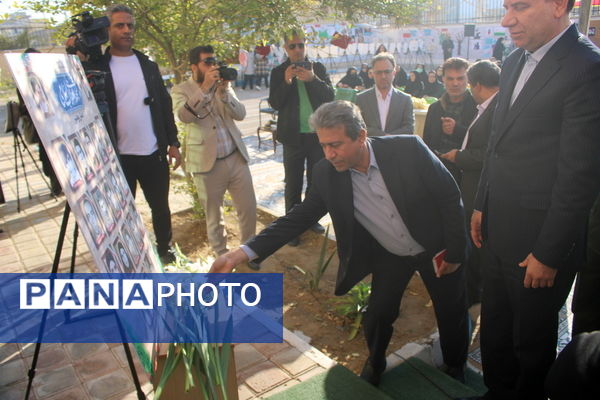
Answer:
[
  {"left": 359, "top": 63, "right": 373, "bottom": 89},
  {"left": 403, "top": 71, "right": 424, "bottom": 98},
  {"left": 337, "top": 67, "right": 364, "bottom": 89}
]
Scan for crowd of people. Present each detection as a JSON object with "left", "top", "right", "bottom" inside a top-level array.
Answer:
[{"left": 15, "top": 1, "right": 600, "bottom": 399}]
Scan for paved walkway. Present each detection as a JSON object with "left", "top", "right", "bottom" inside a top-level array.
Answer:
[{"left": 0, "top": 87, "right": 338, "bottom": 400}]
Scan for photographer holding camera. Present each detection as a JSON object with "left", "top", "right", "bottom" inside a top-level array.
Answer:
[
  {"left": 268, "top": 30, "right": 334, "bottom": 246},
  {"left": 171, "top": 45, "right": 258, "bottom": 264},
  {"left": 67, "top": 4, "right": 181, "bottom": 263}
]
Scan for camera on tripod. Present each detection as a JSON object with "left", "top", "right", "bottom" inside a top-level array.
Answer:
[
  {"left": 217, "top": 61, "right": 238, "bottom": 81},
  {"left": 66, "top": 11, "right": 110, "bottom": 62}
]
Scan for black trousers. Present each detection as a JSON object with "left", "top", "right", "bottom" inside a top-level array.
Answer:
[
  {"left": 364, "top": 241, "right": 469, "bottom": 371},
  {"left": 282, "top": 133, "right": 324, "bottom": 213},
  {"left": 120, "top": 151, "right": 172, "bottom": 254},
  {"left": 480, "top": 249, "right": 576, "bottom": 400}
]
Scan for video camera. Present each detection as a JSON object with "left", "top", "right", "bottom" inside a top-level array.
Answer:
[{"left": 66, "top": 11, "right": 110, "bottom": 62}]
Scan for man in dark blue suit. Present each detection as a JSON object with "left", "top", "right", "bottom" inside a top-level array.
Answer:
[
  {"left": 211, "top": 100, "right": 470, "bottom": 386},
  {"left": 470, "top": 0, "right": 600, "bottom": 399}
]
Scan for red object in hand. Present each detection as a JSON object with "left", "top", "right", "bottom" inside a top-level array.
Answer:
[
  {"left": 331, "top": 33, "right": 352, "bottom": 49},
  {"left": 255, "top": 45, "right": 271, "bottom": 56},
  {"left": 432, "top": 249, "right": 447, "bottom": 275}
]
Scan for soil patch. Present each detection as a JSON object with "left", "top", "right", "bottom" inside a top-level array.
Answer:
[{"left": 167, "top": 207, "right": 437, "bottom": 374}]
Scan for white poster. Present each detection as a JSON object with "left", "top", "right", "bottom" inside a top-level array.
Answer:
[{"left": 5, "top": 52, "right": 162, "bottom": 275}]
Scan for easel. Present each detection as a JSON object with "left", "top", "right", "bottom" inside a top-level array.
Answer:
[
  {"left": 24, "top": 204, "right": 147, "bottom": 400},
  {"left": 21, "top": 63, "right": 147, "bottom": 399}
]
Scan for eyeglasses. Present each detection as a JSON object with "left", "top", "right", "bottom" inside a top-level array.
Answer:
[
  {"left": 201, "top": 57, "right": 217, "bottom": 66},
  {"left": 373, "top": 69, "right": 393, "bottom": 75},
  {"left": 287, "top": 43, "right": 305, "bottom": 50}
]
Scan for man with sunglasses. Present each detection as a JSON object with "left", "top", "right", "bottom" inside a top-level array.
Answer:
[
  {"left": 356, "top": 52, "right": 414, "bottom": 137},
  {"left": 171, "top": 46, "right": 258, "bottom": 266},
  {"left": 268, "top": 30, "right": 334, "bottom": 246}
]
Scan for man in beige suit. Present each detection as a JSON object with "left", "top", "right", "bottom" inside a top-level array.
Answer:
[{"left": 172, "top": 45, "right": 258, "bottom": 266}]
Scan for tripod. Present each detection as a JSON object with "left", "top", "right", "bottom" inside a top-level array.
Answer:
[
  {"left": 10, "top": 127, "right": 53, "bottom": 212},
  {"left": 4, "top": 101, "right": 53, "bottom": 212}
]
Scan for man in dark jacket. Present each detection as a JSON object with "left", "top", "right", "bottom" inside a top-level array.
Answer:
[
  {"left": 88, "top": 4, "right": 180, "bottom": 263},
  {"left": 211, "top": 101, "right": 469, "bottom": 387},
  {"left": 440, "top": 60, "right": 499, "bottom": 308},
  {"left": 423, "top": 57, "right": 477, "bottom": 183},
  {"left": 268, "top": 30, "right": 334, "bottom": 246}
]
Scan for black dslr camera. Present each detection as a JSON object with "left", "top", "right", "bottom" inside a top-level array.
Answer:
[
  {"left": 217, "top": 61, "right": 238, "bottom": 81},
  {"left": 66, "top": 11, "right": 110, "bottom": 62}
]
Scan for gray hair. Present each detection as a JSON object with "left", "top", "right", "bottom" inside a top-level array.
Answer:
[
  {"left": 107, "top": 4, "right": 134, "bottom": 19},
  {"left": 309, "top": 101, "right": 365, "bottom": 140},
  {"left": 371, "top": 52, "right": 396, "bottom": 68}
]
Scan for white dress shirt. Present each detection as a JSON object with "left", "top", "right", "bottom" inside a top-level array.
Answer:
[
  {"left": 461, "top": 92, "right": 497, "bottom": 150},
  {"left": 510, "top": 24, "right": 572, "bottom": 106},
  {"left": 376, "top": 88, "right": 392, "bottom": 132}
]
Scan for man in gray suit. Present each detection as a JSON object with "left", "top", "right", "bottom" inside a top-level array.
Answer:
[{"left": 356, "top": 53, "right": 414, "bottom": 136}]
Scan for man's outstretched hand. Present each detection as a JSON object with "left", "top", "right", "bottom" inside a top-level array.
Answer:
[{"left": 209, "top": 248, "right": 249, "bottom": 273}]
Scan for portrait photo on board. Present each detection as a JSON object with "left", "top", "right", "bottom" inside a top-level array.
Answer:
[
  {"left": 53, "top": 138, "right": 84, "bottom": 192},
  {"left": 78, "top": 194, "right": 107, "bottom": 248},
  {"left": 91, "top": 187, "right": 116, "bottom": 234},
  {"left": 68, "top": 133, "right": 95, "bottom": 183},
  {"left": 114, "top": 237, "right": 135, "bottom": 273}
]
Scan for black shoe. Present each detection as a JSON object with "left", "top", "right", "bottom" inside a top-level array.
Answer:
[
  {"left": 310, "top": 223, "right": 326, "bottom": 234},
  {"left": 359, "top": 358, "right": 386, "bottom": 387},
  {"left": 288, "top": 237, "right": 300, "bottom": 247},
  {"left": 159, "top": 249, "right": 176, "bottom": 265},
  {"left": 247, "top": 261, "right": 261, "bottom": 271},
  {"left": 446, "top": 364, "right": 465, "bottom": 384}
]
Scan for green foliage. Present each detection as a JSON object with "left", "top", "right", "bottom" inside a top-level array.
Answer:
[
  {"left": 309, "top": 224, "right": 336, "bottom": 291},
  {"left": 290, "top": 224, "right": 336, "bottom": 291},
  {"left": 154, "top": 342, "right": 233, "bottom": 400},
  {"left": 0, "top": 30, "right": 31, "bottom": 50},
  {"left": 334, "top": 282, "right": 371, "bottom": 340},
  {"left": 23, "top": 0, "right": 429, "bottom": 82}
]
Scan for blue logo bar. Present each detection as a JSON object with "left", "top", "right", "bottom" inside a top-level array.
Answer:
[{"left": 0, "top": 273, "right": 283, "bottom": 343}]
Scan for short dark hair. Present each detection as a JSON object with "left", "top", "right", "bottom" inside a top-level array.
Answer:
[
  {"left": 284, "top": 29, "right": 305, "bottom": 44},
  {"left": 567, "top": 0, "right": 575, "bottom": 12},
  {"left": 467, "top": 60, "right": 500, "bottom": 88},
  {"left": 309, "top": 100, "right": 365, "bottom": 140},
  {"left": 189, "top": 45, "right": 214, "bottom": 64},
  {"left": 442, "top": 57, "right": 469, "bottom": 76},
  {"left": 371, "top": 52, "right": 396, "bottom": 68},
  {"left": 107, "top": 4, "right": 133, "bottom": 19}
]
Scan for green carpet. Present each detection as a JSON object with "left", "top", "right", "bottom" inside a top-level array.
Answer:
[
  {"left": 378, "top": 358, "right": 486, "bottom": 399},
  {"left": 265, "top": 364, "right": 393, "bottom": 400},
  {"left": 266, "top": 358, "right": 486, "bottom": 400}
]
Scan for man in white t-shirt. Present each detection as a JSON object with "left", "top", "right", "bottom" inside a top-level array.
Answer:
[{"left": 92, "top": 4, "right": 181, "bottom": 263}]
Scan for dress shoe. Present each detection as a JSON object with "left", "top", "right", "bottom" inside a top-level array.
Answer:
[
  {"left": 247, "top": 261, "right": 261, "bottom": 271},
  {"left": 287, "top": 237, "right": 300, "bottom": 247},
  {"left": 359, "top": 358, "right": 386, "bottom": 387},
  {"left": 310, "top": 223, "right": 326, "bottom": 234},
  {"left": 446, "top": 364, "right": 465, "bottom": 383},
  {"left": 159, "top": 250, "right": 176, "bottom": 265}
]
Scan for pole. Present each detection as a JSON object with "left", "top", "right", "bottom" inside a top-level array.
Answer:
[{"left": 579, "top": 0, "right": 593, "bottom": 37}]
